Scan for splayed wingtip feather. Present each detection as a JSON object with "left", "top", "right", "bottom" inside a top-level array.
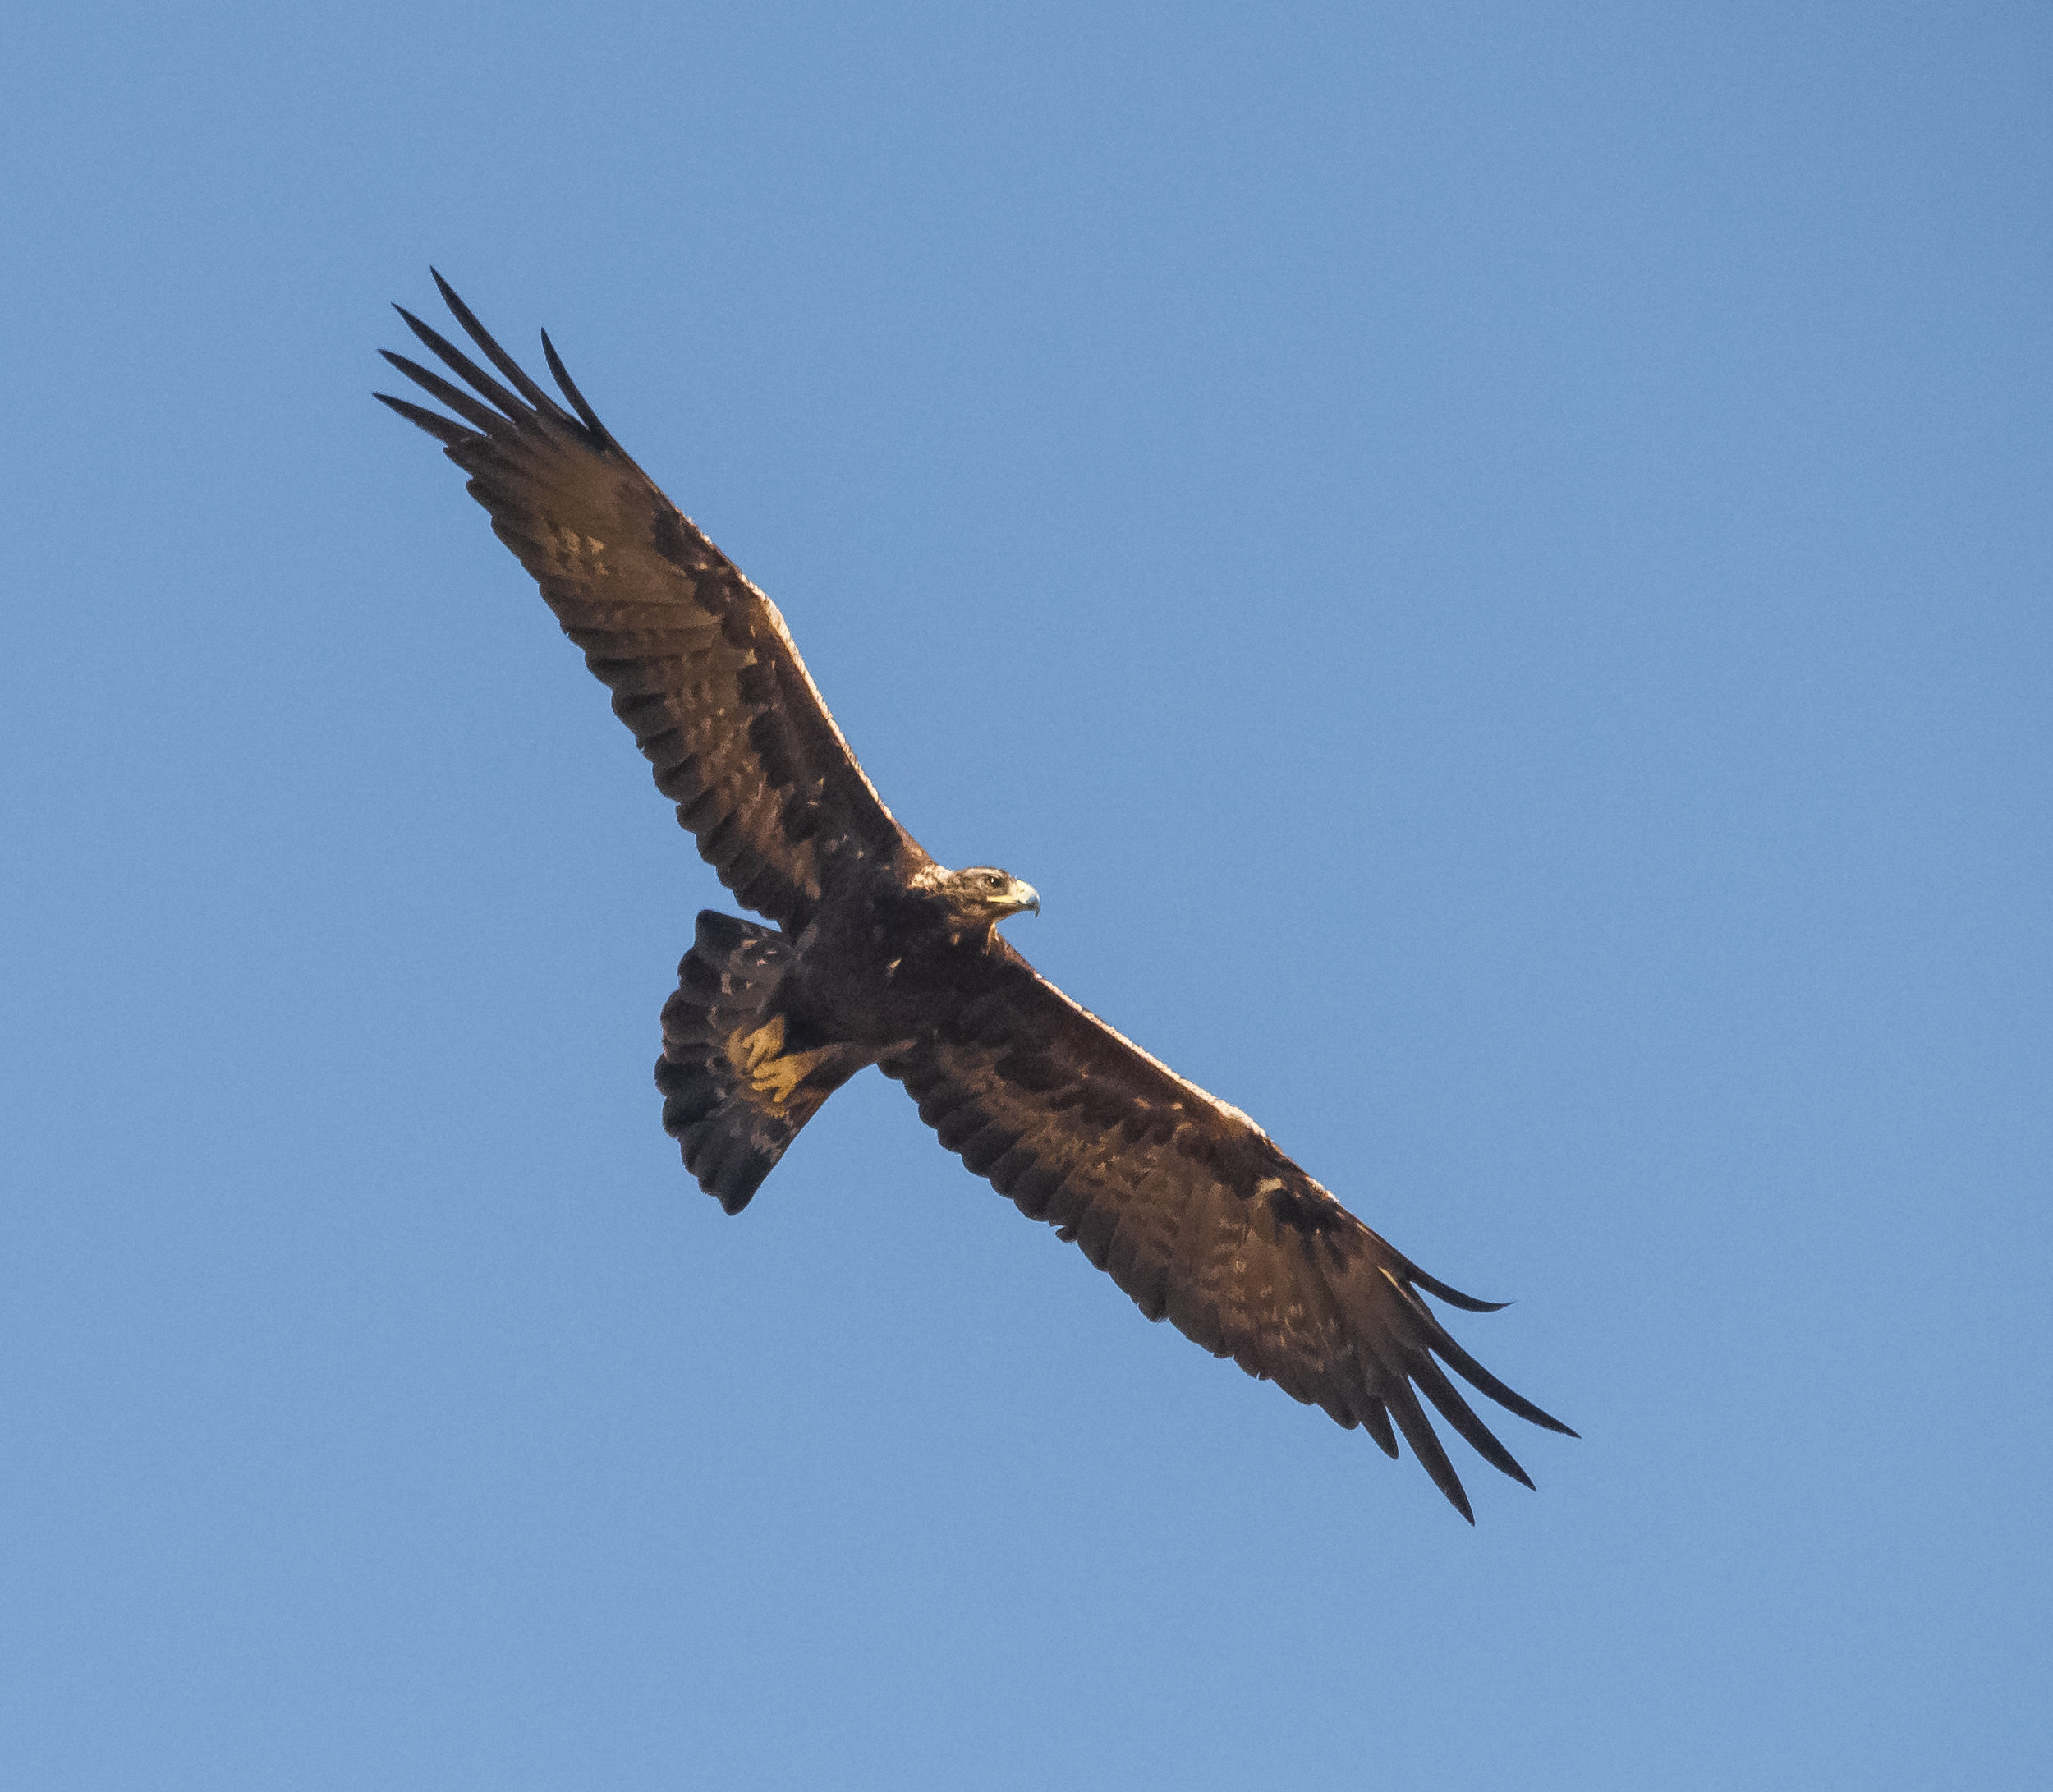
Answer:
[
  {"left": 374, "top": 390, "right": 475, "bottom": 448},
  {"left": 540, "top": 327, "right": 613, "bottom": 442},
  {"left": 390, "top": 304, "right": 526, "bottom": 423},
  {"left": 429, "top": 269, "right": 576, "bottom": 425}
]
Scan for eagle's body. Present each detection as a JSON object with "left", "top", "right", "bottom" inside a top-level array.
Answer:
[{"left": 379, "top": 274, "right": 1574, "bottom": 1519}]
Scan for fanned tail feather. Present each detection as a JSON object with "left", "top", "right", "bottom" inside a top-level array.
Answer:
[{"left": 657, "top": 912, "right": 857, "bottom": 1213}]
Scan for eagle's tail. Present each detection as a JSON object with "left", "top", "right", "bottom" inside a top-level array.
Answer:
[{"left": 656, "top": 912, "right": 858, "bottom": 1214}]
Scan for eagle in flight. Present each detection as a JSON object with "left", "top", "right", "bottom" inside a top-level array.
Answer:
[{"left": 379, "top": 273, "right": 1574, "bottom": 1519}]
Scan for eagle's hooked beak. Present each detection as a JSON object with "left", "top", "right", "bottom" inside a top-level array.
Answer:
[{"left": 1006, "top": 879, "right": 1041, "bottom": 920}]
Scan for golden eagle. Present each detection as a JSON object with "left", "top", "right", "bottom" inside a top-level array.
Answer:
[{"left": 379, "top": 274, "right": 1574, "bottom": 1519}]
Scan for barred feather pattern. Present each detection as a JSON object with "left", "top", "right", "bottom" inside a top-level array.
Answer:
[
  {"left": 880, "top": 943, "right": 1576, "bottom": 1521},
  {"left": 376, "top": 272, "right": 915, "bottom": 930}
]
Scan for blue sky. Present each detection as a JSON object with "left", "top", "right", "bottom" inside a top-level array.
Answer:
[{"left": 3, "top": 4, "right": 2048, "bottom": 1786}]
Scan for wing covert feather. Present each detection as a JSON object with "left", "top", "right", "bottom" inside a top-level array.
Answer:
[
  {"left": 379, "top": 275, "right": 916, "bottom": 930},
  {"left": 882, "top": 943, "right": 1574, "bottom": 1519}
]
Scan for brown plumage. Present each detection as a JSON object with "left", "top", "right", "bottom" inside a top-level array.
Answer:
[{"left": 379, "top": 273, "right": 1575, "bottom": 1520}]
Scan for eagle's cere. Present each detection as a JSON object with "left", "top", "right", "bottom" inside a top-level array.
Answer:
[{"left": 379, "top": 273, "right": 1575, "bottom": 1522}]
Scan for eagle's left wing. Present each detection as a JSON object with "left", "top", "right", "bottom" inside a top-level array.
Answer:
[
  {"left": 377, "top": 275, "right": 918, "bottom": 932},
  {"left": 883, "top": 943, "right": 1573, "bottom": 1519}
]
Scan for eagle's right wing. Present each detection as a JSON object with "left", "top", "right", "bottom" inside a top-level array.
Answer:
[
  {"left": 378, "top": 274, "right": 917, "bottom": 932},
  {"left": 884, "top": 941, "right": 1574, "bottom": 1520}
]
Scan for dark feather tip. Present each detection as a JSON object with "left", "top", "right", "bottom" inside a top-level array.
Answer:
[
  {"left": 429, "top": 269, "right": 573, "bottom": 423},
  {"left": 389, "top": 305, "right": 526, "bottom": 422},
  {"left": 374, "top": 391, "right": 475, "bottom": 448},
  {"left": 1407, "top": 1265, "right": 1512, "bottom": 1312},
  {"left": 540, "top": 328, "right": 613, "bottom": 442}
]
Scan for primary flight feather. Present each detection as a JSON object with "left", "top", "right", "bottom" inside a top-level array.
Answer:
[{"left": 378, "top": 273, "right": 1575, "bottom": 1520}]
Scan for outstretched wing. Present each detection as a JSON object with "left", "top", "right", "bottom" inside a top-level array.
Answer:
[
  {"left": 883, "top": 943, "right": 1575, "bottom": 1519},
  {"left": 378, "top": 273, "right": 917, "bottom": 931}
]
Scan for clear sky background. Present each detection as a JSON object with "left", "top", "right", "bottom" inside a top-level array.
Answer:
[{"left": 3, "top": 4, "right": 2048, "bottom": 1787}]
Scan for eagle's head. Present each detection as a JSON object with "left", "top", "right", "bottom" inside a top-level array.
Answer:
[{"left": 933, "top": 865, "right": 1040, "bottom": 930}]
